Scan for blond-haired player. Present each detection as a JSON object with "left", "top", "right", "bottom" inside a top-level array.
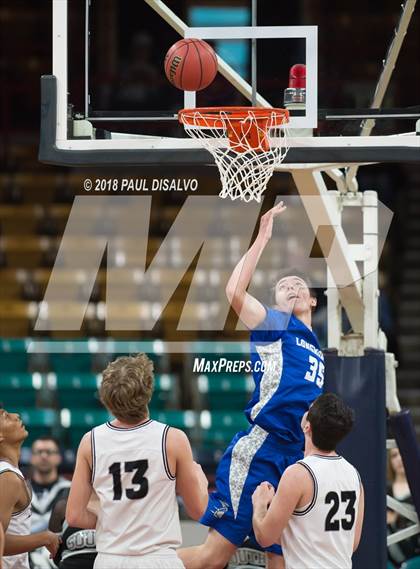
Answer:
[{"left": 66, "top": 353, "right": 209, "bottom": 569}]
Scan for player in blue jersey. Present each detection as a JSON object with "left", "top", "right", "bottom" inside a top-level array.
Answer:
[{"left": 178, "top": 202, "right": 324, "bottom": 569}]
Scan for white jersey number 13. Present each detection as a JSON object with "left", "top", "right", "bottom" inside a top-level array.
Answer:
[{"left": 109, "top": 459, "right": 149, "bottom": 501}]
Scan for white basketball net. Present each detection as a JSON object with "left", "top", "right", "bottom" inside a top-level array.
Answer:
[{"left": 179, "top": 108, "right": 289, "bottom": 203}]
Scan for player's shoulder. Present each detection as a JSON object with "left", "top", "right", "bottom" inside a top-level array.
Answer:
[
  {"left": 77, "top": 430, "right": 93, "bottom": 457},
  {"left": 284, "top": 460, "right": 313, "bottom": 480},
  {"left": 252, "top": 305, "right": 292, "bottom": 333},
  {"left": 340, "top": 457, "right": 362, "bottom": 481},
  {"left": 277, "top": 462, "right": 312, "bottom": 492},
  {"left": 166, "top": 426, "right": 189, "bottom": 446},
  {"left": 0, "top": 468, "right": 24, "bottom": 490}
]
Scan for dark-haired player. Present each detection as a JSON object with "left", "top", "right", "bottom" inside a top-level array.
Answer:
[
  {"left": 179, "top": 203, "right": 324, "bottom": 569},
  {"left": 253, "top": 393, "right": 364, "bottom": 569},
  {"left": 0, "top": 409, "right": 60, "bottom": 569}
]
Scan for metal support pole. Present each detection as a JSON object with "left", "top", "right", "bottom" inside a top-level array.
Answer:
[
  {"left": 345, "top": 0, "right": 417, "bottom": 186},
  {"left": 363, "top": 191, "right": 379, "bottom": 348},
  {"left": 291, "top": 171, "right": 364, "bottom": 339}
]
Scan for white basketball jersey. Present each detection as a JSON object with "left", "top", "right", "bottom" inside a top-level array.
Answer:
[
  {"left": 282, "top": 454, "right": 361, "bottom": 569},
  {"left": 0, "top": 461, "right": 32, "bottom": 569},
  {"left": 91, "top": 419, "right": 182, "bottom": 557}
]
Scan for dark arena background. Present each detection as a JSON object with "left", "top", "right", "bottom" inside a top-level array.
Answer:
[{"left": 1, "top": 1, "right": 420, "bottom": 568}]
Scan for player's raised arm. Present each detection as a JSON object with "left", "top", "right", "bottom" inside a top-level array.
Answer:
[
  {"left": 167, "top": 428, "right": 208, "bottom": 521},
  {"left": 66, "top": 433, "right": 97, "bottom": 529},
  {"left": 225, "top": 202, "right": 287, "bottom": 329}
]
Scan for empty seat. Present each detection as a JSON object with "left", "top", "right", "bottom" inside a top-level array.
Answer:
[
  {"left": 199, "top": 411, "right": 249, "bottom": 450},
  {"left": 0, "top": 205, "right": 41, "bottom": 235},
  {"left": 0, "top": 338, "right": 31, "bottom": 371},
  {"left": 15, "top": 408, "right": 59, "bottom": 445},
  {"left": 55, "top": 373, "right": 101, "bottom": 409},
  {"left": 150, "top": 374, "right": 180, "bottom": 410},
  {"left": 0, "top": 372, "right": 40, "bottom": 407},
  {"left": 151, "top": 410, "right": 197, "bottom": 436},
  {"left": 0, "top": 237, "right": 48, "bottom": 268},
  {"left": 60, "top": 409, "right": 113, "bottom": 447},
  {"left": 49, "top": 346, "right": 94, "bottom": 373},
  {"left": 195, "top": 373, "right": 253, "bottom": 410},
  {"left": 54, "top": 372, "right": 178, "bottom": 410}
]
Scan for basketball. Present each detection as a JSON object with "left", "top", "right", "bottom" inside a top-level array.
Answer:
[{"left": 164, "top": 38, "right": 218, "bottom": 91}]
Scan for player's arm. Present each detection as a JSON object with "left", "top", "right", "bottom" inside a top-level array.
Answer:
[
  {"left": 225, "top": 202, "right": 286, "bottom": 329},
  {"left": 0, "top": 472, "right": 59, "bottom": 557},
  {"left": 353, "top": 482, "right": 365, "bottom": 551},
  {"left": 252, "top": 465, "right": 305, "bottom": 547},
  {"left": 66, "top": 433, "right": 97, "bottom": 529},
  {"left": 168, "top": 428, "right": 208, "bottom": 521}
]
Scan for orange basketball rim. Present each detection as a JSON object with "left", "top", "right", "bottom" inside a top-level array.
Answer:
[{"left": 179, "top": 107, "right": 289, "bottom": 153}]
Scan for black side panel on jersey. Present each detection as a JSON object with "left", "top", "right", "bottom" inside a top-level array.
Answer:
[{"left": 324, "top": 349, "right": 387, "bottom": 569}]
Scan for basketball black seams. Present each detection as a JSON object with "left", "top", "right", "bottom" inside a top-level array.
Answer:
[{"left": 179, "top": 43, "right": 189, "bottom": 89}]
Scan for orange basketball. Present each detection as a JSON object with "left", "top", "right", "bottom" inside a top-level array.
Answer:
[{"left": 164, "top": 38, "right": 218, "bottom": 91}]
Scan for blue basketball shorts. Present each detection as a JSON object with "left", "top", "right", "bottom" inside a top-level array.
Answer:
[{"left": 200, "top": 424, "right": 303, "bottom": 556}]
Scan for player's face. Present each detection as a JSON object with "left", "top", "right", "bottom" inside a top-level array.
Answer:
[
  {"left": 31, "top": 440, "right": 61, "bottom": 474},
  {"left": 274, "top": 276, "right": 316, "bottom": 315},
  {"left": 0, "top": 409, "right": 28, "bottom": 445},
  {"left": 390, "top": 448, "right": 404, "bottom": 477}
]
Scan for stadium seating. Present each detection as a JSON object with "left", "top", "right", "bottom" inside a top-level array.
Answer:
[
  {"left": 14, "top": 408, "right": 59, "bottom": 445},
  {"left": 199, "top": 411, "right": 248, "bottom": 450},
  {"left": 151, "top": 410, "right": 198, "bottom": 440},
  {"left": 0, "top": 338, "right": 32, "bottom": 371},
  {"left": 60, "top": 409, "right": 113, "bottom": 447},
  {"left": 195, "top": 373, "right": 253, "bottom": 410},
  {"left": 0, "top": 372, "right": 40, "bottom": 407},
  {"left": 401, "top": 558, "right": 420, "bottom": 569},
  {"left": 53, "top": 372, "right": 178, "bottom": 410}
]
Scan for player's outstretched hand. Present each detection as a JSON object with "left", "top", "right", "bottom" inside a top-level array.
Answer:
[
  {"left": 43, "top": 531, "right": 61, "bottom": 558},
  {"left": 257, "top": 202, "right": 287, "bottom": 245},
  {"left": 252, "top": 481, "right": 275, "bottom": 508}
]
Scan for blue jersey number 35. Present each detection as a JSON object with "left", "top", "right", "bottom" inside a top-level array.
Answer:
[{"left": 305, "top": 355, "right": 325, "bottom": 388}]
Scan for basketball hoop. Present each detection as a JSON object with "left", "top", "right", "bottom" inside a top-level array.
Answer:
[{"left": 178, "top": 107, "right": 289, "bottom": 203}]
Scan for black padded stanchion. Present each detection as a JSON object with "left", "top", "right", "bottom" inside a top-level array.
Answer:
[{"left": 324, "top": 349, "right": 387, "bottom": 569}]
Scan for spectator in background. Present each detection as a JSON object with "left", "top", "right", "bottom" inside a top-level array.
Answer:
[
  {"left": 387, "top": 448, "right": 420, "bottom": 567},
  {"left": 29, "top": 437, "right": 70, "bottom": 569}
]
